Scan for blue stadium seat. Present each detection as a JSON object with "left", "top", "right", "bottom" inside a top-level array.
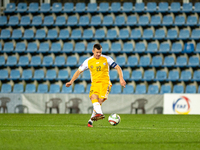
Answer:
[
  {"left": 122, "top": 70, "right": 130, "bottom": 81},
  {"left": 30, "top": 56, "right": 41, "bottom": 66},
  {"left": 87, "top": 3, "right": 97, "bottom": 13},
  {"left": 192, "top": 70, "right": 200, "bottom": 81},
  {"left": 135, "top": 42, "right": 146, "bottom": 53},
  {"left": 46, "top": 29, "right": 58, "bottom": 40},
  {"left": 67, "top": 15, "right": 78, "bottom": 26},
  {"left": 27, "top": 42, "right": 38, "bottom": 53},
  {"left": 114, "top": 15, "right": 126, "bottom": 26},
  {"left": 123, "top": 84, "right": 134, "bottom": 94},
  {"left": 31, "top": 15, "right": 43, "bottom": 26},
  {"left": 42, "top": 56, "right": 53, "bottom": 67},
  {"left": 51, "top": 3, "right": 62, "bottom": 13},
  {"left": 183, "top": 43, "right": 194, "bottom": 54},
  {"left": 126, "top": 15, "right": 137, "bottom": 26},
  {"left": 13, "top": 84, "right": 24, "bottom": 93},
  {"left": 174, "top": 15, "right": 186, "bottom": 26},
  {"left": 100, "top": 42, "right": 110, "bottom": 53},
  {"left": 139, "top": 56, "right": 150, "bottom": 66},
  {"left": 79, "top": 15, "right": 90, "bottom": 27},
  {"left": 134, "top": 2, "right": 145, "bottom": 12},
  {"left": 73, "top": 84, "right": 85, "bottom": 94},
  {"left": 70, "top": 29, "right": 82, "bottom": 40},
  {"left": 131, "top": 70, "right": 142, "bottom": 81},
  {"left": 110, "top": 42, "right": 122, "bottom": 53},
  {"left": 191, "top": 29, "right": 200, "bottom": 40},
  {"left": 74, "top": 42, "right": 86, "bottom": 53},
  {"left": 148, "top": 84, "right": 159, "bottom": 94},
  {"left": 188, "top": 56, "right": 199, "bottom": 67},
  {"left": 185, "top": 85, "right": 196, "bottom": 93},
  {"left": 4, "top": 3, "right": 16, "bottom": 13},
  {"left": 151, "top": 56, "right": 163, "bottom": 67},
  {"left": 58, "top": 70, "right": 68, "bottom": 80},
  {"left": 126, "top": 56, "right": 138, "bottom": 67},
  {"left": 6, "top": 56, "right": 17, "bottom": 66},
  {"left": 180, "top": 70, "right": 192, "bottom": 81},
  {"left": 82, "top": 70, "right": 90, "bottom": 81},
  {"left": 54, "top": 56, "right": 65, "bottom": 67},
  {"left": 49, "top": 84, "right": 60, "bottom": 93},
  {"left": 150, "top": 15, "right": 161, "bottom": 26},
  {"left": 154, "top": 28, "right": 166, "bottom": 40},
  {"left": 0, "top": 70, "right": 8, "bottom": 80},
  {"left": 58, "top": 28, "right": 70, "bottom": 40},
  {"left": 194, "top": 2, "right": 200, "bottom": 13},
  {"left": 130, "top": 28, "right": 142, "bottom": 40},
  {"left": 55, "top": 15, "right": 66, "bottom": 26},
  {"left": 21, "top": 70, "right": 32, "bottom": 80},
  {"left": 90, "top": 15, "right": 102, "bottom": 26},
  {"left": 109, "top": 70, "right": 118, "bottom": 81},
  {"left": 173, "top": 84, "right": 184, "bottom": 93},
  {"left": 16, "top": 3, "right": 27, "bottom": 13},
  {"left": 23, "top": 29, "right": 34, "bottom": 40},
  {"left": 28, "top": 3, "right": 39, "bottom": 13},
  {"left": 171, "top": 42, "right": 183, "bottom": 53},
  {"left": 75, "top": 3, "right": 85, "bottom": 13},
  {"left": 45, "top": 70, "right": 57, "bottom": 80},
  {"left": 1, "top": 84, "right": 12, "bottom": 93},
  {"left": 0, "top": 56, "right": 5, "bottom": 66},
  {"left": 162, "top": 15, "right": 174, "bottom": 26},
  {"left": 168, "top": 70, "right": 179, "bottom": 81},
  {"left": 10, "top": 69, "right": 20, "bottom": 80},
  {"left": 163, "top": 56, "right": 175, "bottom": 67},
  {"left": 0, "top": 29, "right": 11, "bottom": 39},
  {"left": 147, "top": 42, "right": 158, "bottom": 53},
  {"left": 0, "top": 16, "right": 7, "bottom": 26},
  {"left": 37, "top": 84, "right": 48, "bottom": 93},
  {"left": 33, "top": 69, "right": 45, "bottom": 80},
  {"left": 7, "top": 16, "right": 19, "bottom": 26},
  {"left": 166, "top": 28, "right": 178, "bottom": 40},
  {"left": 122, "top": 42, "right": 134, "bottom": 53},
  {"left": 78, "top": 56, "right": 88, "bottom": 66},
  {"left": 158, "top": 2, "right": 169, "bottom": 12},
  {"left": 20, "top": 16, "right": 31, "bottom": 26},
  {"left": 82, "top": 29, "right": 94, "bottom": 40},
  {"left": 35, "top": 29, "right": 47, "bottom": 40},
  {"left": 160, "top": 84, "right": 171, "bottom": 93},
  {"left": 43, "top": 15, "right": 54, "bottom": 26},
  {"left": 25, "top": 84, "right": 36, "bottom": 93},
  {"left": 66, "top": 56, "right": 78, "bottom": 67},
  {"left": 18, "top": 56, "right": 29, "bottom": 66},
  {"left": 143, "top": 70, "right": 155, "bottom": 81},
  {"left": 110, "top": 2, "right": 121, "bottom": 13},
  {"left": 38, "top": 42, "right": 50, "bottom": 53},
  {"left": 94, "top": 29, "right": 106, "bottom": 40},
  {"left": 196, "top": 43, "right": 200, "bottom": 53},
  {"left": 186, "top": 15, "right": 198, "bottom": 26},
  {"left": 106, "top": 28, "right": 118, "bottom": 40},
  {"left": 175, "top": 56, "right": 187, "bottom": 67},
  {"left": 170, "top": 2, "right": 181, "bottom": 13},
  {"left": 61, "top": 85, "right": 72, "bottom": 93},
  {"left": 99, "top": 2, "right": 109, "bottom": 13},
  {"left": 102, "top": 15, "right": 114, "bottom": 26},
  {"left": 63, "top": 3, "right": 74, "bottom": 13},
  {"left": 178, "top": 28, "right": 190, "bottom": 40},
  {"left": 122, "top": 2, "right": 133, "bottom": 12},
  {"left": 159, "top": 41, "right": 170, "bottom": 53},
  {"left": 116, "top": 55, "right": 126, "bottom": 67},
  {"left": 142, "top": 28, "right": 154, "bottom": 40},
  {"left": 3, "top": 42, "right": 14, "bottom": 53},
  {"left": 155, "top": 70, "right": 167, "bottom": 81},
  {"left": 146, "top": 2, "right": 157, "bottom": 13},
  {"left": 86, "top": 83, "right": 91, "bottom": 94},
  {"left": 62, "top": 42, "right": 73, "bottom": 53},
  {"left": 138, "top": 15, "right": 150, "bottom": 26},
  {"left": 40, "top": 3, "right": 50, "bottom": 13},
  {"left": 86, "top": 42, "right": 95, "bottom": 53},
  {"left": 50, "top": 42, "right": 62, "bottom": 53},
  {"left": 110, "top": 84, "right": 122, "bottom": 94},
  {"left": 11, "top": 29, "right": 22, "bottom": 39},
  {"left": 182, "top": 2, "right": 193, "bottom": 13},
  {"left": 135, "top": 84, "right": 146, "bottom": 94}
]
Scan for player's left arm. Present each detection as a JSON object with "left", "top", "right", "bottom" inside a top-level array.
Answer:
[{"left": 114, "top": 65, "right": 126, "bottom": 88}]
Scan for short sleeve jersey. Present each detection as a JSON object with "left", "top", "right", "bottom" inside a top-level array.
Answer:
[{"left": 78, "top": 55, "right": 117, "bottom": 84}]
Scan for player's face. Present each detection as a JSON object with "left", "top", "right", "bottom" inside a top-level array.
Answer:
[{"left": 93, "top": 48, "right": 102, "bottom": 59}]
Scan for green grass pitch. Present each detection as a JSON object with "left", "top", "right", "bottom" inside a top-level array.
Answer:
[{"left": 0, "top": 114, "right": 200, "bottom": 150}]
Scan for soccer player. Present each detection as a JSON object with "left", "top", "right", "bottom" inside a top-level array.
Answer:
[{"left": 65, "top": 43, "right": 126, "bottom": 127}]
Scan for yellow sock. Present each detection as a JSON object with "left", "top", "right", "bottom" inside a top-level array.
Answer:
[{"left": 92, "top": 99, "right": 98, "bottom": 103}]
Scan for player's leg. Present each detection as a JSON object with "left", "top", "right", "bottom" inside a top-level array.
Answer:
[{"left": 87, "top": 109, "right": 96, "bottom": 127}]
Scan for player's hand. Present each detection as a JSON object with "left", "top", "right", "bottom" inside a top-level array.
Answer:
[
  {"left": 120, "top": 79, "right": 126, "bottom": 88},
  {"left": 65, "top": 81, "right": 72, "bottom": 87}
]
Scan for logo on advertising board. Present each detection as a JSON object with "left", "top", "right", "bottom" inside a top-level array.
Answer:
[{"left": 172, "top": 96, "right": 191, "bottom": 114}]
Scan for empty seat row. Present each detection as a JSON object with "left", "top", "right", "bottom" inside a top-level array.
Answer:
[
  {"left": 4, "top": 2, "right": 200, "bottom": 14},
  {"left": 1, "top": 12, "right": 200, "bottom": 27},
  {"left": 1, "top": 82, "right": 200, "bottom": 94},
  {"left": 1, "top": 26, "right": 200, "bottom": 40}
]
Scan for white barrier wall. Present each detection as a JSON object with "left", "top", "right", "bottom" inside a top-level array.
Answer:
[
  {"left": 0, "top": 94, "right": 163, "bottom": 114},
  {"left": 164, "top": 94, "right": 200, "bottom": 114}
]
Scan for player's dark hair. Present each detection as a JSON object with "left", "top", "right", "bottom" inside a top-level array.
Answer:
[{"left": 93, "top": 43, "right": 102, "bottom": 50}]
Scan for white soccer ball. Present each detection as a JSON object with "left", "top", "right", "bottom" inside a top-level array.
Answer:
[{"left": 108, "top": 113, "right": 121, "bottom": 126}]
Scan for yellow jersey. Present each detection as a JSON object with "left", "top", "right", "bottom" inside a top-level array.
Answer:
[{"left": 78, "top": 55, "right": 117, "bottom": 84}]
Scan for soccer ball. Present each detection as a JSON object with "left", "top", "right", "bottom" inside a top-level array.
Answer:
[{"left": 108, "top": 113, "right": 120, "bottom": 126}]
